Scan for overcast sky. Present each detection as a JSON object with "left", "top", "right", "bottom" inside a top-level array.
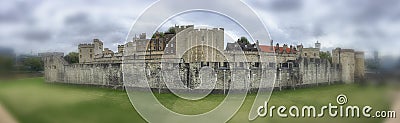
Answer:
[{"left": 1, "top": 0, "right": 400, "bottom": 58}]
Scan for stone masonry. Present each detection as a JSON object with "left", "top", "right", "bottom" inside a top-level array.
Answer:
[{"left": 41, "top": 25, "right": 365, "bottom": 91}]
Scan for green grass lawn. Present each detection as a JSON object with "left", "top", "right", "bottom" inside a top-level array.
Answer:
[{"left": 0, "top": 78, "right": 392, "bottom": 123}]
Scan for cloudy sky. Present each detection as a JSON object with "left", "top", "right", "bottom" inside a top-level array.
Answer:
[{"left": 1, "top": 0, "right": 400, "bottom": 58}]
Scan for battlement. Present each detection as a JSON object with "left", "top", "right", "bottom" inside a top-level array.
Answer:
[
  {"left": 355, "top": 51, "right": 365, "bottom": 59},
  {"left": 175, "top": 25, "right": 194, "bottom": 30},
  {"left": 194, "top": 27, "right": 224, "bottom": 32},
  {"left": 44, "top": 25, "right": 366, "bottom": 90},
  {"left": 93, "top": 39, "right": 103, "bottom": 44},
  {"left": 79, "top": 39, "right": 103, "bottom": 47},
  {"left": 38, "top": 52, "right": 64, "bottom": 58},
  {"left": 355, "top": 51, "right": 364, "bottom": 55},
  {"left": 302, "top": 48, "right": 319, "bottom": 51},
  {"left": 174, "top": 25, "right": 224, "bottom": 33},
  {"left": 78, "top": 44, "right": 95, "bottom": 48},
  {"left": 333, "top": 48, "right": 355, "bottom": 53},
  {"left": 341, "top": 49, "right": 355, "bottom": 52}
]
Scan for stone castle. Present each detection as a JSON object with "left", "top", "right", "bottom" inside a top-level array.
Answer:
[{"left": 40, "top": 25, "right": 365, "bottom": 91}]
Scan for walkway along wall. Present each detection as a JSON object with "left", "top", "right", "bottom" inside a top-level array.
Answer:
[
  {"left": 42, "top": 54, "right": 123, "bottom": 87},
  {"left": 42, "top": 54, "right": 342, "bottom": 91}
]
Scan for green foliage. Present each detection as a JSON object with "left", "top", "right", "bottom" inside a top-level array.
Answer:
[
  {"left": 0, "top": 56, "right": 14, "bottom": 72},
  {"left": 152, "top": 32, "right": 165, "bottom": 38},
  {"left": 166, "top": 27, "right": 176, "bottom": 34},
  {"left": 237, "top": 37, "right": 250, "bottom": 45},
  {"left": 320, "top": 51, "right": 332, "bottom": 63},
  {"left": 21, "top": 57, "right": 43, "bottom": 71},
  {"left": 64, "top": 52, "right": 79, "bottom": 64},
  {"left": 365, "top": 59, "right": 380, "bottom": 70}
]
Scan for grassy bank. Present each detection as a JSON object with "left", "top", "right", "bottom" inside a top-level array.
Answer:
[{"left": 0, "top": 78, "right": 391, "bottom": 123}]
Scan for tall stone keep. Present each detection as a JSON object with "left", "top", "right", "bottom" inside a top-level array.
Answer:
[{"left": 171, "top": 25, "right": 225, "bottom": 63}]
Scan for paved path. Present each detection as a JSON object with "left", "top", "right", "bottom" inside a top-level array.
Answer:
[
  {"left": 0, "top": 103, "right": 18, "bottom": 123},
  {"left": 385, "top": 89, "right": 400, "bottom": 123}
]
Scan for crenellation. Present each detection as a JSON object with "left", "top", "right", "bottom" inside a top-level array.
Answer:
[{"left": 42, "top": 25, "right": 365, "bottom": 91}]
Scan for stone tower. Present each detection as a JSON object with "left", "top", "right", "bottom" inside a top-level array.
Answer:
[
  {"left": 315, "top": 41, "right": 321, "bottom": 50},
  {"left": 78, "top": 39, "right": 104, "bottom": 64},
  {"left": 172, "top": 25, "right": 225, "bottom": 63},
  {"left": 78, "top": 43, "right": 94, "bottom": 64},
  {"left": 354, "top": 52, "right": 365, "bottom": 81},
  {"left": 332, "top": 48, "right": 365, "bottom": 83},
  {"left": 93, "top": 39, "right": 104, "bottom": 55}
]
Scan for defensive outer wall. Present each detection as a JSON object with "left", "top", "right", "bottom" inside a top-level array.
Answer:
[{"left": 40, "top": 52, "right": 343, "bottom": 92}]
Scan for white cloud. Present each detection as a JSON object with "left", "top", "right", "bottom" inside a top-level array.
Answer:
[{"left": 0, "top": 0, "right": 399, "bottom": 58}]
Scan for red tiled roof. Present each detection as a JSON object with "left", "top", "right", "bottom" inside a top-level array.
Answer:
[
  {"left": 259, "top": 45, "right": 297, "bottom": 54},
  {"left": 259, "top": 45, "right": 274, "bottom": 53}
]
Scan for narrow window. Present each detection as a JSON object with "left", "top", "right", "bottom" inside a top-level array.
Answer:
[{"left": 255, "top": 62, "right": 260, "bottom": 67}]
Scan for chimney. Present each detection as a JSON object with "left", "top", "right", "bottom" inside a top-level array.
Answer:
[
  {"left": 290, "top": 45, "right": 293, "bottom": 54},
  {"left": 256, "top": 40, "right": 260, "bottom": 51},
  {"left": 275, "top": 43, "right": 280, "bottom": 53},
  {"left": 283, "top": 44, "right": 288, "bottom": 54},
  {"left": 270, "top": 40, "right": 274, "bottom": 51},
  {"left": 256, "top": 40, "right": 259, "bottom": 46}
]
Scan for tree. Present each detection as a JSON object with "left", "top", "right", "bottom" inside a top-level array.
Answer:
[
  {"left": 237, "top": 37, "right": 250, "bottom": 45},
  {"left": 22, "top": 57, "right": 43, "bottom": 71},
  {"left": 64, "top": 52, "right": 79, "bottom": 64},
  {"left": 365, "top": 58, "right": 380, "bottom": 70},
  {"left": 0, "top": 56, "right": 14, "bottom": 72},
  {"left": 320, "top": 51, "right": 332, "bottom": 63},
  {"left": 152, "top": 32, "right": 165, "bottom": 38},
  {"left": 166, "top": 27, "right": 176, "bottom": 34}
]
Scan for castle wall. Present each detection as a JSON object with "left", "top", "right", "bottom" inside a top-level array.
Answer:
[
  {"left": 42, "top": 26, "right": 363, "bottom": 91},
  {"left": 354, "top": 52, "right": 365, "bottom": 81},
  {"left": 43, "top": 55, "right": 123, "bottom": 86},
  {"left": 44, "top": 53, "right": 344, "bottom": 91},
  {"left": 275, "top": 58, "right": 341, "bottom": 88},
  {"left": 122, "top": 62, "right": 276, "bottom": 90},
  {"left": 63, "top": 63, "right": 122, "bottom": 86},
  {"left": 299, "top": 58, "right": 340, "bottom": 85},
  {"left": 336, "top": 50, "right": 355, "bottom": 83},
  {"left": 43, "top": 54, "right": 67, "bottom": 83}
]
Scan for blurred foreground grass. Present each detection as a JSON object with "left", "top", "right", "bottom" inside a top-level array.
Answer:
[{"left": 0, "top": 77, "right": 392, "bottom": 123}]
